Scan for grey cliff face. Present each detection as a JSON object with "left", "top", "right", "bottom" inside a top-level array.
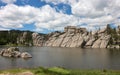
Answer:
[
  {"left": 13, "top": 26, "right": 117, "bottom": 48},
  {"left": 1, "top": 25, "right": 118, "bottom": 48},
  {"left": 92, "top": 35, "right": 111, "bottom": 48},
  {"left": 32, "top": 33, "right": 45, "bottom": 46},
  {"left": 17, "top": 32, "right": 32, "bottom": 46},
  {"left": 30, "top": 26, "right": 111, "bottom": 48},
  {"left": 44, "top": 27, "right": 88, "bottom": 48}
]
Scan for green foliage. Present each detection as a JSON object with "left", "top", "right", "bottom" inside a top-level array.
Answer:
[
  {"left": 108, "top": 37, "right": 113, "bottom": 45},
  {"left": 0, "top": 68, "right": 28, "bottom": 74},
  {"left": 48, "top": 67, "right": 70, "bottom": 75},
  {"left": 0, "top": 30, "right": 33, "bottom": 46},
  {"left": 0, "top": 67, "right": 120, "bottom": 75},
  {"left": 0, "top": 31, "right": 9, "bottom": 45},
  {"left": 94, "top": 33, "right": 99, "bottom": 40},
  {"left": 106, "top": 24, "right": 120, "bottom": 45},
  {"left": 31, "top": 67, "right": 70, "bottom": 75},
  {"left": 106, "top": 24, "right": 112, "bottom": 34},
  {"left": 70, "top": 69, "right": 120, "bottom": 75}
]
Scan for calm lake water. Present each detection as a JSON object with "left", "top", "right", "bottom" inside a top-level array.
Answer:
[{"left": 0, "top": 47, "right": 120, "bottom": 70}]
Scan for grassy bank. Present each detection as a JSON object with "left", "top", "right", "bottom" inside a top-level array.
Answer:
[{"left": 0, "top": 67, "right": 120, "bottom": 75}]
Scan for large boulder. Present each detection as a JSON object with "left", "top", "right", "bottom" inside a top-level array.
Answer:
[
  {"left": 14, "top": 51, "right": 21, "bottom": 57},
  {"left": 7, "top": 47, "right": 19, "bottom": 52},
  {"left": 0, "top": 47, "right": 20, "bottom": 57},
  {"left": 21, "top": 52, "right": 32, "bottom": 58},
  {"left": 0, "top": 47, "right": 32, "bottom": 58}
]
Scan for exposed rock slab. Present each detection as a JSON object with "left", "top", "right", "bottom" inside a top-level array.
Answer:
[{"left": 92, "top": 35, "right": 110, "bottom": 48}]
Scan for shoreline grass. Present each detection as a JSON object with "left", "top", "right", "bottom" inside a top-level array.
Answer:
[{"left": 0, "top": 67, "right": 120, "bottom": 75}]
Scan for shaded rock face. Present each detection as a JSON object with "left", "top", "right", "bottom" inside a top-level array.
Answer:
[
  {"left": 17, "top": 32, "right": 32, "bottom": 46},
  {"left": 17, "top": 32, "right": 27, "bottom": 44},
  {"left": 0, "top": 47, "right": 32, "bottom": 58},
  {"left": 85, "top": 37, "right": 95, "bottom": 48},
  {"left": 32, "top": 33, "right": 45, "bottom": 46}
]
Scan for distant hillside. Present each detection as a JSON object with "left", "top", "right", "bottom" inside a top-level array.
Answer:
[{"left": 0, "top": 30, "right": 45, "bottom": 46}]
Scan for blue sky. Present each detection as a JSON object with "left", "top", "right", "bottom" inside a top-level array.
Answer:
[{"left": 0, "top": 0, "right": 120, "bottom": 33}]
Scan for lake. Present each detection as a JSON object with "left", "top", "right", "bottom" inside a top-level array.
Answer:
[{"left": 0, "top": 47, "right": 120, "bottom": 70}]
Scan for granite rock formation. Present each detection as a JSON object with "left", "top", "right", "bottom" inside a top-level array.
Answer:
[
  {"left": 0, "top": 25, "right": 119, "bottom": 48},
  {"left": 32, "top": 26, "right": 111, "bottom": 48},
  {"left": 0, "top": 47, "right": 32, "bottom": 58}
]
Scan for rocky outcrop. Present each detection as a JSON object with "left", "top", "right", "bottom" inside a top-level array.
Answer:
[
  {"left": 17, "top": 32, "right": 33, "bottom": 46},
  {"left": 0, "top": 26, "right": 115, "bottom": 48},
  {"left": 44, "top": 26, "right": 90, "bottom": 48},
  {"left": 92, "top": 35, "right": 111, "bottom": 48},
  {"left": 85, "top": 37, "right": 95, "bottom": 48},
  {"left": 32, "top": 33, "right": 45, "bottom": 46},
  {"left": 0, "top": 47, "right": 21, "bottom": 57},
  {"left": 17, "top": 32, "right": 28, "bottom": 44},
  {"left": 0, "top": 47, "right": 32, "bottom": 58},
  {"left": 31, "top": 26, "right": 111, "bottom": 48},
  {"left": 44, "top": 31, "right": 62, "bottom": 46},
  {"left": 21, "top": 52, "right": 32, "bottom": 58},
  {"left": 33, "top": 26, "right": 116, "bottom": 48}
]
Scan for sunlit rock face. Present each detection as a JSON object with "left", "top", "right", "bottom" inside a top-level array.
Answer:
[
  {"left": 44, "top": 26, "right": 89, "bottom": 48},
  {"left": 92, "top": 35, "right": 111, "bottom": 48},
  {"left": 1, "top": 26, "right": 112, "bottom": 48},
  {"left": 30, "top": 26, "right": 111, "bottom": 48}
]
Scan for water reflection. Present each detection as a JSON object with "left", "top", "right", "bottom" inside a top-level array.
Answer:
[{"left": 0, "top": 47, "right": 120, "bottom": 70}]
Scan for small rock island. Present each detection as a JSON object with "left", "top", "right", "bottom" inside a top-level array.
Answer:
[{"left": 0, "top": 47, "right": 32, "bottom": 58}]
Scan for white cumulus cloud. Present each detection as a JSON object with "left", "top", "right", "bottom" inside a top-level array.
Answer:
[
  {"left": 1, "top": 0, "right": 120, "bottom": 32},
  {"left": 0, "top": 4, "right": 38, "bottom": 29},
  {"left": 34, "top": 5, "right": 79, "bottom": 32},
  {"left": 1, "top": 0, "right": 16, "bottom": 4},
  {"left": 0, "top": 4, "right": 79, "bottom": 32},
  {"left": 42, "top": 0, "right": 120, "bottom": 30}
]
